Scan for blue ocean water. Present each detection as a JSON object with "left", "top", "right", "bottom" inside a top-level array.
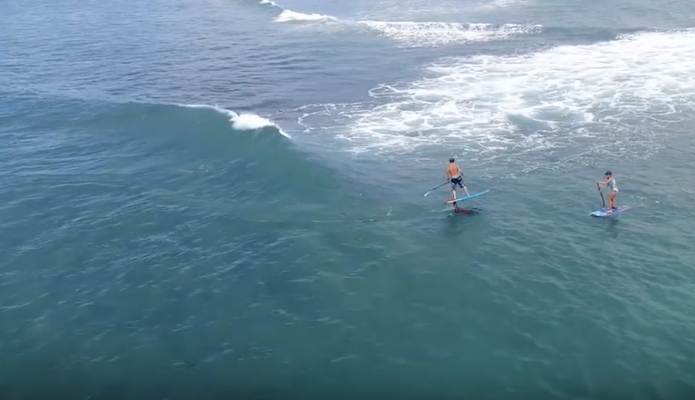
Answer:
[{"left": 2, "top": 0, "right": 695, "bottom": 398}]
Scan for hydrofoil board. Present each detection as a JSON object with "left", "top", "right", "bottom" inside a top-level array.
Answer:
[{"left": 445, "top": 189, "right": 490, "bottom": 204}]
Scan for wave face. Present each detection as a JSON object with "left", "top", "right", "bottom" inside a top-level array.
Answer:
[
  {"left": 14, "top": 99, "right": 353, "bottom": 211},
  {"left": 3, "top": 0, "right": 695, "bottom": 398}
]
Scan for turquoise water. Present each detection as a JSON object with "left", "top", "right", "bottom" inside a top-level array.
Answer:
[{"left": 2, "top": 0, "right": 695, "bottom": 398}]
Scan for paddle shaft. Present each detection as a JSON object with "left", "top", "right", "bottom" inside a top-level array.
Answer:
[
  {"left": 424, "top": 181, "right": 449, "bottom": 197},
  {"left": 596, "top": 182, "right": 606, "bottom": 208}
]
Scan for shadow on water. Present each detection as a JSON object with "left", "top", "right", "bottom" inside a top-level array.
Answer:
[
  {"left": 452, "top": 206, "right": 484, "bottom": 216},
  {"left": 445, "top": 206, "right": 484, "bottom": 218},
  {"left": 589, "top": 214, "right": 622, "bottom": 239},
  {"left": 604, "top": 218, "right": 622, "bottom": 239},
  {"left": 442, "top": 206, "right": 486, "bottom": 237},
  {"left": 590, "top": 204, "right": 636, "bottom": 239}
]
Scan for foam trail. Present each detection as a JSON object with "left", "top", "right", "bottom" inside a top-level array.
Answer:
[
  {"left": 274, "top": 10, "right": 338, "bottom": 23},
  {"left": 180, "top": 104, "right": 291, "bottom": 139}
]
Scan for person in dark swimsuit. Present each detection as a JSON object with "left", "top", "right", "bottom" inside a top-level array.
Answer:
[{"left": 446, "top": 158, "right": 469, "bottom": 207}]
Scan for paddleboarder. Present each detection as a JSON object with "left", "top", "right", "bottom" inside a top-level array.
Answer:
[
  {"left": 597, "top": 171, "right": 618, "bottom": 212},
  {"left": 446, "top": 157, "right": 469, "bottom": 200}
]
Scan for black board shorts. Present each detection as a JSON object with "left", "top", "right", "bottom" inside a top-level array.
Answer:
[{"left": 450, "top": 177, "right": 464, "bottom": 189}]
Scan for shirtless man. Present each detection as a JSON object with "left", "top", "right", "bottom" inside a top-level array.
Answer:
[{"left": 446, "top": 157, "right": 469, "bottom": 200}]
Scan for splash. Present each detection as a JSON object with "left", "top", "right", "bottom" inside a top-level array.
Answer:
[{"left": 179, "top": 104, "right": 291, "bottom": 139}]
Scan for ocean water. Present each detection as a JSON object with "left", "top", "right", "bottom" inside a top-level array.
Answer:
[{"left": 2, "top": 0, "right": 695, "bottom": 398}]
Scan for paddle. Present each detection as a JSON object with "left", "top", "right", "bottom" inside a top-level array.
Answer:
[
  {"left": 423, "top": 181, "right": 449, "bottom": 197},
  {"left": 596, "top": 182, "right": 606, "bottom": 208}
]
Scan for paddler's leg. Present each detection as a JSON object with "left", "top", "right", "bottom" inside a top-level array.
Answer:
[
  {"left": 609, "top": 189, "right": 617, "bottom": 210},
  {"left": 455, "top": 177, "right": 469, "bottom": 196}
]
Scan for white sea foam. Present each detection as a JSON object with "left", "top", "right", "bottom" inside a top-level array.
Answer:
[
  {"left": 308, "top": 29, "right": 695, "bottom": 165},
  {"left": 357, "top": 21, "right": 542, "bottom": 47},
  {"left": 264, "top": 1, "right": 540, "bottom": 46},
  {"left": 274, "top": 10, "right": 338, "bottom": 23},
  {"left": 180, "top": 104, "right": 291, "bottom": 138}
]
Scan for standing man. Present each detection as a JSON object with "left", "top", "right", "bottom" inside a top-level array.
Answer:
[{"left": 446, "top": 157, "right": 469, "bottom": 201}]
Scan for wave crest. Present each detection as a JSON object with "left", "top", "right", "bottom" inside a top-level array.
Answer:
[
  {"left": 274, "top": 10, "right": 338, "bottom": 23},
  {"left": 179, "top": 104, "right": 291, "bottom": 138}
]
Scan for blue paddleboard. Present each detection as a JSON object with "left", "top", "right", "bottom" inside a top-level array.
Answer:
[
  {"left": 445, "top": 189, "right": 490, "bottom": 204},
  {"left": 590, "top": 204, "right": 630, "bottom": 217}
]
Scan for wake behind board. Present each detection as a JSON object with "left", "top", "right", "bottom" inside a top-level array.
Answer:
[
  {"left": 445, "top": 189, "right": 490, "bottom": 204},
  {"left": 590, "top": 205, "right": 630, "bottom": 218}
]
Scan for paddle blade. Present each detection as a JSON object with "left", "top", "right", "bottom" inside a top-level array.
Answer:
[{"left": 424, "top": 181, "right": 449, "bottom": 197}]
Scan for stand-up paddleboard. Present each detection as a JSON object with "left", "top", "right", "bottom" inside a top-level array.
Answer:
[
  {"left": 590, "top": 205, "right": 630, "bottom": 217},
  {"left": 445, "top": 189, "right": 490, "bottom": 204}
]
